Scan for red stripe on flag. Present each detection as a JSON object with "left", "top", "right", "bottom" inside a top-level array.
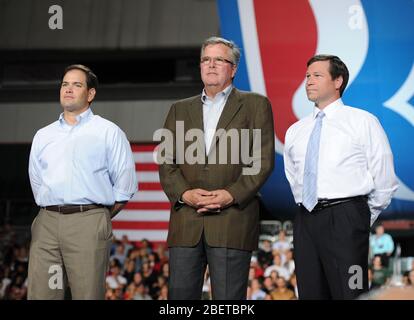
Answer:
[
  {"left": 131, "top": 144, "right": 157, "bottom": 152},
  {"left": 112, "top": 221, "right": 169, "bottom": 230},
  {"left": 139, "top": 182, "right": 163, "bottom": 191},
  {"left": 125, "top": 202, "right": 171, "bottom": 210},
  {"left": 135, "top": 163, "right": 159, "bottom": 171},
  {"left": 119, "top": 143, "right": 169, "bottom": 244}
]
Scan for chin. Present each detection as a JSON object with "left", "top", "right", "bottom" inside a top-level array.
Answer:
[{"left": 62, "top": 105, "right": 78, "bottom": 112}]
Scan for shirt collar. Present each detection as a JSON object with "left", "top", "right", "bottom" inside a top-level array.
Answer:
[
  {"left": 201, "top": 84, "right": 233, "bottom": 104},
  {"left": 59, "top": 107, "right": 94, "bottom": 126},
  {"left": 312, "top": 98, "right": 343, "bottom": 119}
]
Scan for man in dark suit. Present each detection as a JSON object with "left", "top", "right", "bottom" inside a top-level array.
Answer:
[{"left": 158, "top": 36, "right": 274, "bottom": 300}]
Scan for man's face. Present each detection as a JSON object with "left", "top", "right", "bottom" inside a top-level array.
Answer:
[
  {"left": 200, "top": 44, "right": 237, "bottom": 92},
  {"left": 376, "top": 226, "right": 384, "bottom": 235},
  {"left": 373, "top": 256, "right": 382, "bottom": 267},
  {"left": 409, "top": 270, "right": 414, "bottom": 284},
  {"left": 306, "top": 60, "right": 342, "bottom": 107},
  {"left": 111, "top": 266, "right": 120, "bottom": 275},
  {"left": 263, "top": 277, "right": 273, "bottom": 288},
  {"left": 60, "top": 69, "right": 95, "bottom": 113},
  {"left": 273, "top": 254, "right": 281, "bottom": 265},
  {"left": 276, "top": 278, "right": 286, "bottom": 289},
  {"left": 251, "top": 279, "right": 260, "bottom": 290}
]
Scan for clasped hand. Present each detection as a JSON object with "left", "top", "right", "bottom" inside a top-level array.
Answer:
[{"left": 181, "top": 188, "right": 234, "bottom": 213}]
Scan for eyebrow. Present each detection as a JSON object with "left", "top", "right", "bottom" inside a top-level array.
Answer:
[
  {"left": 61, "top": 81, "right": 85, "bottom": 85},
  {"left": 306, "top": 72, "right": 324, "bottom": 75}
]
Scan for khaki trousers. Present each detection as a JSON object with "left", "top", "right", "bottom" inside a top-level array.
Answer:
[{"left": 28, "top": 208, "right": 112, "bottom": 300}]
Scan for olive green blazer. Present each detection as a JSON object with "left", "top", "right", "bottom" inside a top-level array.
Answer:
[{"left": 159, "top": 88, "right": 275, "bottom": 251}]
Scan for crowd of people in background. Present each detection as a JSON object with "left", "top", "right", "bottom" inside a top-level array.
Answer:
[
  {"left": 0, "top": 223, "right": 29, "bottom": 300},
  {"left": 1, "top": 222, "right": 414, "bottom": 300},
  {"left": 105, "top": 231, "right": 299, "bottom": 300}
]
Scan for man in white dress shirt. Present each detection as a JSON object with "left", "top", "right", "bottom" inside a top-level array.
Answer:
[
  {"left": 28, "top": 65, "right": 137, "bottom": 299},
  {"left": 284, "top": 55, "right": 398, "bottom": 299}
]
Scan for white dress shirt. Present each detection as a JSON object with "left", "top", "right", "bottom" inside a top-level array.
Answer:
[
  {"left": 28, "top": 108, "right": 137, "bottom": 206},
  {"left": 202, "top": 85, "right": 233, "bottom": 154},
  {"left": 284, "top": 99, "right": 398, "bottom": 225}
]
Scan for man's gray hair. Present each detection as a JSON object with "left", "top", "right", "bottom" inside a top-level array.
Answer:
[{"left": 201, "top": 36, "right": 241, "bottom": 66}]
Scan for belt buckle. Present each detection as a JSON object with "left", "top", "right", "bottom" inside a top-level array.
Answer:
[
  {"left": 314, "top": 199, "right": 329, "bottom": 212},
  {"left": 315, "top": 200, "right": 326, "bottom": 211},
  {"left": 319, "top": 199, "right": 329, "bottom": 205}
]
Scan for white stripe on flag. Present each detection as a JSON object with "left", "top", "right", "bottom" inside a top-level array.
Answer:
[
  {"left": 114, "top": 210, "right": 170, "bottom": 222},
  {"left": 238, "top": 0, "right": 267, "bottom": 96},
  {"left": 113, "top": 230, "right": 168, "bottom": 242},
  {"left": 131, "top": 191, "right": 168, "bottom": 202},
  {"left": 133, "top": 152, "right": 156, "bottom": 163},
  {"left": 137, "top": 171, "right": 159, "bottom": 182}
]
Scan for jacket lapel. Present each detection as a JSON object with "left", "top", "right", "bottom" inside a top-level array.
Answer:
[
  {"left": 186, "top": 96, "right": 208, "bottom": 161},
  {"left": 187, "top": 96, "right": 204, "bottom": 131}
]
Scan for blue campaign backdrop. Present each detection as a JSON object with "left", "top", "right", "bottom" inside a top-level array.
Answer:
[{"left": 217, "top": 0, "right": 414, "bottom": 219}]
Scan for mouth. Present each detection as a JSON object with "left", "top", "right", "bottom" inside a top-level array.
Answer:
[{"left": 64, "top": 96, "right": 74, "bottom": 99}]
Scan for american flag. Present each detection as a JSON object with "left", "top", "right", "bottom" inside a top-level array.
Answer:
[{"left": 112, "top": 144, "right": 170, "bottom": 246}]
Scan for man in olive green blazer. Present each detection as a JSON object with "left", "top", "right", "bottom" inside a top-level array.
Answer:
[{"left": 158, "top": 37, "right": 274, "bottom": 300}]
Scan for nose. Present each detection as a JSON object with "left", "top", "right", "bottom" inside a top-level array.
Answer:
[
  {"left": 306, "top": 77, "right": 314, "bottom": 86},
  {"left": 205, "top": 58, "right": 218, "bottom": 67},
  {"left": 208, "top": 61, "right": 216, "bottom": 68},
  {"left": 65, "top": 85, "right": 73, "bottom": 93}
]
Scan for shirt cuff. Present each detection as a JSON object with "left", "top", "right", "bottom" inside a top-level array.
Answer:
[
  {"left": 370, "top": 209, "right": 381, "bottom": 227},
  {"left": 113, "top": 187, "right": 136, "bottom": 202}
]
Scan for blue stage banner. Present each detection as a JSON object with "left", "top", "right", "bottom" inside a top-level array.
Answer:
[{"left": 217, "top": 0, "right": 414, "bottom": 219}]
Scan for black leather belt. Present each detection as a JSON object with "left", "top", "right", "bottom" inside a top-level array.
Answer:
[
  {"left": 42, "top": 204, "right": 106, "bottom": 214},
  {"left": 301, "top": 195, "right": 367, "bottom": 212}
]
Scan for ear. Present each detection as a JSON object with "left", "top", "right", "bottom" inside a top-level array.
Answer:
[
  {"left": 335, "top": 76, "right": 343, "bottom": 91},
  {"left": 87, "top": 88, "right": 96, "bottom": 103},
  {"left": 231, "top": 64, "right": 238, "bottom": 79}
]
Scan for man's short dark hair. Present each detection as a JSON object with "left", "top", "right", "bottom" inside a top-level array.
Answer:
[
  {"left": 307, "top": 55, "right": 349, "bottom": 96},
  {"left": 63, "top": 64, "right": 98, "bottom": 90}
]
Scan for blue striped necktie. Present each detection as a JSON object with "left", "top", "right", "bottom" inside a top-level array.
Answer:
[{"left": 302, "top": 111, "right": 325, "bottom": 212}]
